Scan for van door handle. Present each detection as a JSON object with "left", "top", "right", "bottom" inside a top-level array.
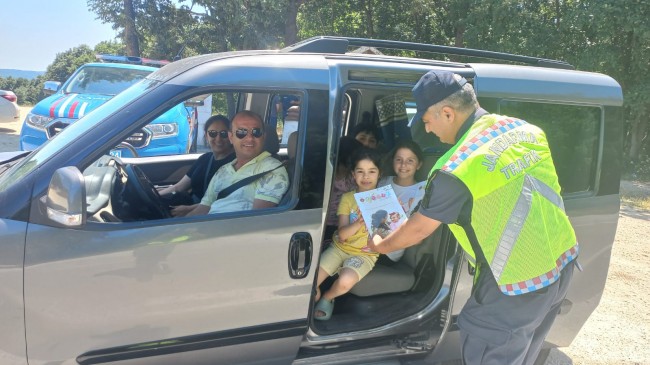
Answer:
[{"left": 288, "top": 232, "right": 312, "bottom": 279}]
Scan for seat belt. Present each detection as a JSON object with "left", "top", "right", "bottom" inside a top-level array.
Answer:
[{"left": 216, "top": 162, "right": 286, "bottom": 200}]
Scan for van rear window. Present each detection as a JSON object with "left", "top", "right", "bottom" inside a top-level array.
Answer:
[{"left": 498, "top": 101, "right": 601, "bottom": 195}]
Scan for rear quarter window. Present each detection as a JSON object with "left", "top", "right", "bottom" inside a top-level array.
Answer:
[{"left": 498, "top": 101, "right": 601, "bottom": 195}]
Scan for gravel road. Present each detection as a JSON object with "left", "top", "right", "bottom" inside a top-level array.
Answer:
[
  {"left": 545, "top": 182, "right": 650, "bottom": 365},
  {"left": 2, "top": 107, "right": 648, "bottom": 364}
]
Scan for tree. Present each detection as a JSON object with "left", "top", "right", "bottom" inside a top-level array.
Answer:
[
  {"left": 95, "top": 40, "right": 127, "bottom": 55},
  {"left": 284, "top": 0, "right": 304, "bottom": 46},
  {"left": 0, "top": 76, "right": 44, "bottom": 106},
  {"left": 86, "top": 0, "right": 142, "bottom": 56},
  {"left": 84, "top": 0, "right": 650, "bottom": 177},
  {"left": 43, "top": 45, "right": 96, "bottom": 83},
  {"left": 87, "top": 0, "right": 191, "bottom": 59},
  {"left": 561, "top": 0, "right": 650, "bottom": 163},
  {"left": 123, "top": 0, "right": 141, "bottom": 56},
  {"left": 187, "top": 0, "right": 286, "bottom": 52},
  {"left": 87, "top": 0, "right": 139, "bottom": 55}
]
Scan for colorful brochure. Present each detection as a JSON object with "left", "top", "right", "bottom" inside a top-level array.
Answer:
[{"left": 354, "top": 185, "right": 407, "bottom": 238}]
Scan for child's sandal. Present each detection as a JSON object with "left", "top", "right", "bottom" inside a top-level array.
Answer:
[{"left": 314, "top": 298, "right": 334, "bottom": 321}]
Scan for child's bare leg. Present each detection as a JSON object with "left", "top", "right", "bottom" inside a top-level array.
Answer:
[
  {"left": 321, "top": 268, "right": 359, "bottom": 301},
  {"left": 315, "top": 268, "right": 359, "bottom": 319},
  {"left": 314, "top": 267, "right": 330, "bottom": 302}
]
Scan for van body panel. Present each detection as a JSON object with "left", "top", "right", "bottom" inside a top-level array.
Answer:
[
  {"left": 0, "top": 219, "right": 28, "bottom": 365},
  {"left": 471, "top": 63, "right": 624, "bottom": 106},
  {"left": 24, "top": 209, "right": 322, "bottom": 364}
]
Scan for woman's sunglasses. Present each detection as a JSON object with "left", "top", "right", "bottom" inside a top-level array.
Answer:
[
  {"left": 235, "top": 128, "right": 264, "bottom": 139},
  {"left": 207, "top": 130, "right": 229, "bottom": 139}
]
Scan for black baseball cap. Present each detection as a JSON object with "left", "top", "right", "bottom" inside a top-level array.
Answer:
[{"left": 408, "top": 70, "right": 467, "bottom": 128}]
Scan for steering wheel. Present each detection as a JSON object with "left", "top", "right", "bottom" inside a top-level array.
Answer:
[
  {"left": 115, "top": 142, "right": 139, "bottom": 157},
  {"left": 122, "top": 163, "right": 171, "bottom": 219}
]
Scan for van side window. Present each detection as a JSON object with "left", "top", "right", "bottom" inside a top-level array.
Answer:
[
  {"left": 295, "top": 90, "right": 328, "bottom": 210},
  {"left": 499, "top": 101, "right": 601, "bottom": 195},
  {"left": 268, "top": 94, "right": 301, "bottom": 149}
]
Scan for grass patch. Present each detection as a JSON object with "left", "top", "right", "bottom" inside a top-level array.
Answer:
[
  {"left": 620, "top": 180, "right": 650, "bottom": 211},
  {"left": 621, "top": 194, "right": 650, "bottom": 211}
]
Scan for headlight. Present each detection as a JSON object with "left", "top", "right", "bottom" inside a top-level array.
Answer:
[
  {"left": 148, "top": 123, "right": 178, "bottom": 139},
  {"left": 25, "top": 112, "right": 54, "bottom": 130}
]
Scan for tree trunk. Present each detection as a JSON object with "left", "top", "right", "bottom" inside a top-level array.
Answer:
[
  {"left": 124, "top": 0, "right": 140, "bottom": 57},
  {"left": 226, "top": 93, "right": 237, "bottom": 120},
  {"left": 284, "top": 0, "right": 304, "bottom": 46},
  {"left": 451, "top": 22, "right": 465, "bottom": 62},
  {"left": 366, "top": 0, "right": 374, "bottom": 38},
  {"left": 620, "top": 30, "right": 636, "bottom": 160},
  {"left": 628, "top": 117, "right": 648, "bottom": 161}
]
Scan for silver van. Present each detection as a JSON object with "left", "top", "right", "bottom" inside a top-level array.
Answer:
[{"left": 0, "top": 37, "right": 623, "bottom": 365}]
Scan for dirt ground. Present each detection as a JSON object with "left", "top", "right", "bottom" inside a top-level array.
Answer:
[
  {"left": 2, "top": 107, "right": 649, "bottom": 364},
  {"left": 543, "top": 179, "right": 650, "bottom": 365},
  {"left": 0, "top": 106, "right": 22, "bottom": 151}
]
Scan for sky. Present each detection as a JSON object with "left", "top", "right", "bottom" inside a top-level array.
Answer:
[{"left": 0, "top": 0, "right": 117, "bottom": 71}]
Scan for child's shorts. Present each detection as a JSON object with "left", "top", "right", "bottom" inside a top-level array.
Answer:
[{"left": 319, "top": 245, "right": 378, "bottom": 280}]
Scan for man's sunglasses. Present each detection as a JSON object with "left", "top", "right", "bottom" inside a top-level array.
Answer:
[
  {"left": 235, "top": 128, "right": 264, "bottom": 139},
  {"left": 207, "top": 130, "right": 229, "bottom": 139}
]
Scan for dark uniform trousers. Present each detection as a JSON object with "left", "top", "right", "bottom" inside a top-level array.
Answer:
[{"left": 457, "top": 261, "right": 575, "bottom": 365}]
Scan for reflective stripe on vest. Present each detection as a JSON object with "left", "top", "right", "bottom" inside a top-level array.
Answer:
[{"left": 493, "top": 174, "right": 565, "bottom": 281}]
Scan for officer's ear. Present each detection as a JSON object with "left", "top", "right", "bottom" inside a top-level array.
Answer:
[{"left": 440, "top": 105, "right": 455, "bottom": 124}]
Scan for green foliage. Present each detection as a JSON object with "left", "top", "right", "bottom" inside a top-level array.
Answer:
[
  {"left": 87, "top": 0, "right": 191, "bottom": 59},
  {"left": 26, "top": 0, "right": 649, "bottom": 176},
  {"left": 188, "top": 0, "right": 286, "bottom": 52},
  {"left": 0, "top": 76, "right": 44, "bottom": 105},
  {"left": 86, "top": 0, "right": 290, "bottom": 60},
  {"left": 297, "top": 0, "right": 444, "bottom": 46},
  {"left": 43, "top": 45, "right": 96, "bottom": 83},
  {"left": 95, "top": 40, "right": 126, "bottom": 55},
  {"left": 625, "top": 149, "right": 650, "bottom": 181}
]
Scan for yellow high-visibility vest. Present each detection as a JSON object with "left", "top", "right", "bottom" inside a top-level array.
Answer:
[{"left": 430, "top": 114, "right": 578, "bottom": 295}]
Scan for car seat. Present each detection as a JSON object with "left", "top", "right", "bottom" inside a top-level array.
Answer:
[{"left": 350, "top": 227, "right": 441, "bottom": 297}]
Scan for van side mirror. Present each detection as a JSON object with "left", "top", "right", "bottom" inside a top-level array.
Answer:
[
  {"left": 43, "top": 81, "right": 61, "bottom": 96},
  {"left": 46, "top": 166, "right": 86, "bottom": 227}
]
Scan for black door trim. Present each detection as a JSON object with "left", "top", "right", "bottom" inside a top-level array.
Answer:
[{"left": 76, "top": 319, "right": 307, "bottom": 365}]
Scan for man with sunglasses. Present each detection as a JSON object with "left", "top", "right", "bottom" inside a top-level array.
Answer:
[{"left": 187, "top": 110, "right": 289, "bottom": 216}]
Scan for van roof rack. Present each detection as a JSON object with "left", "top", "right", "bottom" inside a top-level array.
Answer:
[{"left": 283, "top": 36, "right": 574, "bottom": 70}]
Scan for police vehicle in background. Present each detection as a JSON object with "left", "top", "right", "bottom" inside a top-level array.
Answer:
[{"left": 19, "top": 54, "right": 199, "bottom": 157}]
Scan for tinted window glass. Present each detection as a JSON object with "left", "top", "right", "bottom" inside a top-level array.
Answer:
[
  {"left": 499, "top": 101, "right": 601, "bottom": 194},
  {"left": 65, "top": 66, "right": 152, "bottom": 95},
  {"left": 267, "top": 93, "right": 302, "bottom": 148}
]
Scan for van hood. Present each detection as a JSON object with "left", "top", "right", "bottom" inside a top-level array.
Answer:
[{"left": 32, "top": 93, "right": 113, "bottom": 120}]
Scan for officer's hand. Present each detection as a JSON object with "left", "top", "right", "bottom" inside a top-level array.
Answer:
[{"left": 367, "top": 235, "right": 382, "bottom": 253}]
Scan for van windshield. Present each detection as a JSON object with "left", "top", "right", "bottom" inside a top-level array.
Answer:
[{"left": 0, "top": 79, "right": 157, "bottom": 191}]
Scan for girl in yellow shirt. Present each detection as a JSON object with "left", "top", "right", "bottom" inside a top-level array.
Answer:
[{"left": 314, "top": 148, "right": 383, "bottom": 321}]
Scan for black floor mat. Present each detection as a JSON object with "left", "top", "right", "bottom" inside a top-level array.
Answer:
[{"left": 312, "top": 290, "right": 431, "bottom": 334}]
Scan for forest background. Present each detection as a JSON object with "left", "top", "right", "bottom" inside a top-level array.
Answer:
[{"left": 1, "top": 0, "right": 647, "bottom": 178}]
